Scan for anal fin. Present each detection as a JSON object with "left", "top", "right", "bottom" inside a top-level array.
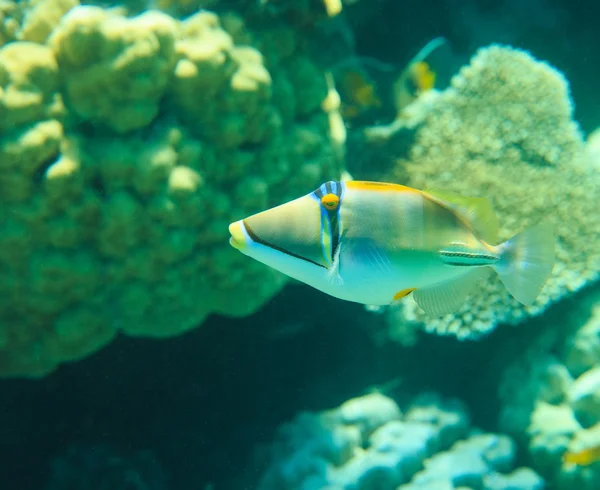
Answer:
[
  {"left": 392, "top": 288, "right": 416, "bottom": 303},
  {"left": 413, "top": 268, "right": 490, "bottom": 317}
]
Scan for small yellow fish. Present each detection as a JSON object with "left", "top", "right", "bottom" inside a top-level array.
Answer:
[
  {"left": 411, "top": 61, "right": 437, "bottom": 92},
  {"left": 394, "top": 37, "right": 448, "bottom": 114},
  {"left": 563, "top": 445, "right": 600, "bottom": 466},
  {"left": 339, "top": 70, "right": 382, "bottom": 120},
  {"left": 229, "top": 181, "right": 555, "bottom": 316}
]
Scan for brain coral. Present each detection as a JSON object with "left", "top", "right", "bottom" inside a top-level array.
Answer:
[
  {"left": 0, "top": 6, "right": 341, "bottom": 377},
  {"left": 382, "top": 45, "right": 599, "bottom": 340}
]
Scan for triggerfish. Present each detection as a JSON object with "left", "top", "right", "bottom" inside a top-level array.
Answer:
[{"left": 228, "top": 181, "right": 554, "bottom": 317}]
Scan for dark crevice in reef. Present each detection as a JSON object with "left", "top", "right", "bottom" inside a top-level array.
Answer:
[{"left": 0, "top": 280, "right": 557, "bottom": 490}]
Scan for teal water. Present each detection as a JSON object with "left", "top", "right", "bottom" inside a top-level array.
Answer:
[{"left": 0, "top": 1, "right": 599, "bottom": 489}]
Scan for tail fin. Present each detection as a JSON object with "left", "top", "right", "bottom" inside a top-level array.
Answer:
[{"left": 493, "top": 222, "right": 555, "bottom": 306}]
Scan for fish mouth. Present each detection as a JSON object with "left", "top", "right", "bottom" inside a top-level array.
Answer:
[{"left": 228, "top": 220, "right": 248, "bottom": 250}]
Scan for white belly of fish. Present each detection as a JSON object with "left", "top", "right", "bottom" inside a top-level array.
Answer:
[{"left": 320, "top": 249, "right": 469, "bottom": 306}]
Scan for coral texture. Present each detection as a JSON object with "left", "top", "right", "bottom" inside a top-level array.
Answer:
[
  {"left": 0, "top": 5, "right": 341, "bottom": 377},
  {"left": 0, "top": 0, "right": 21, "bottom": 46},
  {"left": 255, "top": 392, "right": 544, "bottom": 490},
  {"left": 48, "top": 6, "right": 178, "bottom": 133},
  {"left": 382, "top": 45, "right": 598, "bottom": 340},
  {"left": 497, "top": 285, "right": 600, "bottom": 490}
]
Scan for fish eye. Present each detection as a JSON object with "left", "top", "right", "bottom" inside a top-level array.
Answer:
[{"left": 321, "top": 193, "right": 340, "bottom": 210}]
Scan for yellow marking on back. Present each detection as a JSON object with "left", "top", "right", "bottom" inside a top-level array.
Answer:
[
  {"left": 393, "top": 288, "right": 417, "bottom": 301},
  {"left": 345, "top": 181, "right": 421, "bottom": 194}
]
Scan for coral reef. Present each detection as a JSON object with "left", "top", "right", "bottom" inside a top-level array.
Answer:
[
  {"left": 497, "top": 285, "right": 600, "bottom": 490},
  {"left": 254, "top": 392, "right": 544, "bottom": 490},
  {"left": 0, "top": 0, "right": 21, "bottom": 46},
  {"left": 376, "top": 45, "right": 598, "bottom": 340},
  {"left": 585, "top": 128, "right": 600, "bottom": 168},
  {"left": 0, "top": 5, "right": 341, "bottom": 377},
  {"left": 0, "top": 0, "right": 78, "bottom": 46},
  {"left": 48, "top": 6, "right": 178, "bottom": 133},
  {"left": 19, "top": 0, "right": 79, "bottom": 44}
]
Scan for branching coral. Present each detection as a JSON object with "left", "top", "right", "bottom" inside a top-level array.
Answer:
[
  {"left": 381, "top": 45, "right": 598, "bottom": 340},
  {"left": 0, "top": 6, "right": 341, "bottom": 376}
]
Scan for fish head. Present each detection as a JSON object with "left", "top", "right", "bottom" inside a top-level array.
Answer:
[{"left": 228, "top": 181, "right": 345, "bottom": 288}]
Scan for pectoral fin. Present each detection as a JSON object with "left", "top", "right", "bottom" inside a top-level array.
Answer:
[
  {"left": 342, "top": 236, "right": 392, "bottom": 277},
  {"left": 327, "top": 239, "right": 344, "bottom": 286},
  {"left": 413, "top": 268, "right": 490, "bottom": 317}
]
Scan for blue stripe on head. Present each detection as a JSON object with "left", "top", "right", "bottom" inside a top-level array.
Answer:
[
  {"left": 320, "top": 209, "right": 331, "bottom": 265},
  {"left": 309, "top": 180, "right": 346, "bottom": 267},
  {"left": 337, "top": 181, "right": 345, "bottom": 238},
  {"left": 330, "top": 181, "right": 338, "bottom": 195}
]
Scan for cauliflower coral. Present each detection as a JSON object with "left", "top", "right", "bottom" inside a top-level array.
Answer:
[{"left": 383, "top": 45, "right": 599, "bottom": 340}]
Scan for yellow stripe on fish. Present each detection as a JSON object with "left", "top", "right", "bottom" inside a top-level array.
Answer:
[
  {"left": 229, "top": 181, "right": 555, "bottom": 317},
  {"left": 345, "top": 180, "right": 420, "bottom": 193}
]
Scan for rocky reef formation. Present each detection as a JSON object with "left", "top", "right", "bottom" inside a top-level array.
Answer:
[
  {"left": 496, "top": 285, "right": 600, "bottom": 490},
  {"left": 0, "top": 2, "right": 342, "bottom": 377},
  {"left": 254, "top": 392, "right": 544, "bottom": 490}
]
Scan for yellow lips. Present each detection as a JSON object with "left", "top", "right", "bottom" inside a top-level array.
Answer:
[{"left": 228, "top": 221, "right": 247, "bottom": 250}]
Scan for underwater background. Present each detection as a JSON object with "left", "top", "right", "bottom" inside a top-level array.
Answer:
[{"left": 0, "top": 0, "right": 599, "bottom": 489}]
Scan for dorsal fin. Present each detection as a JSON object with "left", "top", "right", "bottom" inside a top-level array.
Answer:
[{"left": 422, "top": 188, "right": 499, "bottom": 244}]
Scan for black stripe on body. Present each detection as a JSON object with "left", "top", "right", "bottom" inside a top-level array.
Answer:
[
  {"left": 329, "top": 211, "right": 340, "bottom": 261},
  {"left": 440, "top": 250, "right": 498, "bottom": 266},
  {"left": 312, "top": 182, "right": 344, "bottom": 268},
  {"left": 243, "top": 220, "right": 328, "bottom": 269},
  {"left": 325, "top": 182, "right": 342, "bottom": 262},
  {"left": 313, "top": 184, "right": 326, "bottom": 199}
]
